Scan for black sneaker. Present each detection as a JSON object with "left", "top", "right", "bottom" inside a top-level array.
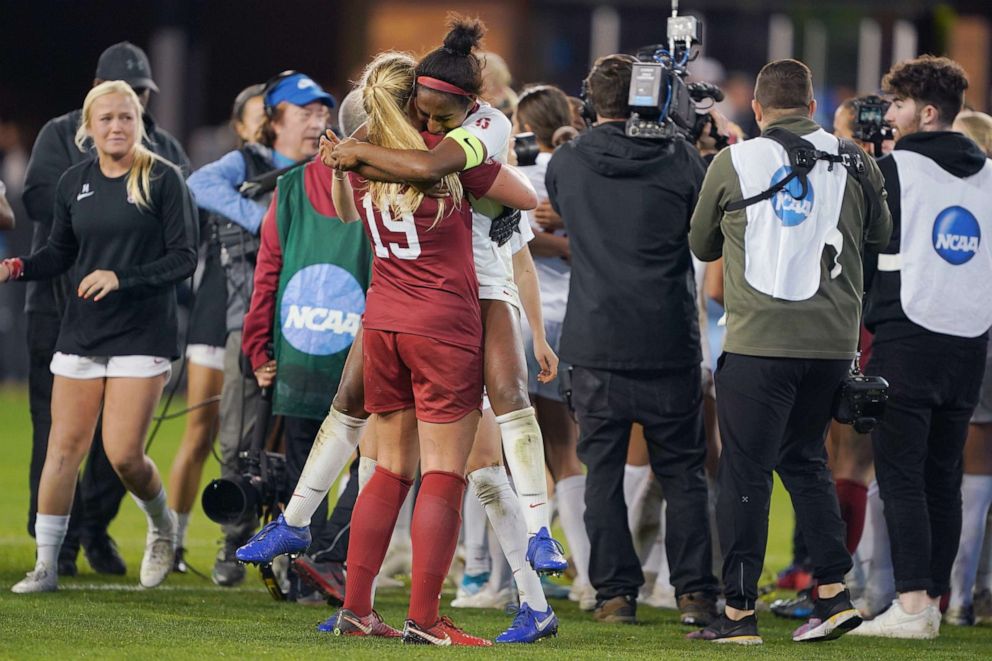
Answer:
[
  {"left": 83, "top": 534, "right": 127, "bottom": 575},
  {"left": 58, "top": 552, "right": 78, "bottom": 577},
  {"left": 212, "top": 540, "right": 246, "bottom": 587},
  {"left": 593, "top": 595, "right": 637, "bottom": 623},
  {"left": 687, "top": 613, "right": 763, "bottom": 645},
  {"left": 792, "top": 588, "right": 861, "bottom": 642},
  {"left": 172, "top": 546, "right": 188, "bottom": 574}
]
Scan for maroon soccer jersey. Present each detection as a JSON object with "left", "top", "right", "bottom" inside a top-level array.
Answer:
[{"left": 352, "top": 133, "right": 501, "bottom": 350}]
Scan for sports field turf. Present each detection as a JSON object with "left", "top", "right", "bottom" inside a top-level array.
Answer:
[{"left": 0, "top": 384, "right": 989, "bottom": 659}]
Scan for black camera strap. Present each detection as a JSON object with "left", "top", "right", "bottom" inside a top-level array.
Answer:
[{"left": 726, "top": 128, "right": 880, "bottom": 246}]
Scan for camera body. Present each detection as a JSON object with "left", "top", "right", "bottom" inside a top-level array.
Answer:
[
  {"left": 513, "top": 132, "right": 540, "bottom": 166},
  {"left": 625, "top": 6, "right": 721, "bottom": 140},
  {"left": 833, "top": 373, "right": 890, "bottom": 434},
  {"left": 201, "top": 449, "right": 288, "bottom": 525},
  {"left": 852, "top": 95, "right": 894, "bottom": 153}
]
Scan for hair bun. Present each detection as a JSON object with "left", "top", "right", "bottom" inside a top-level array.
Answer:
[
  {"left": 552, "top": 126, "right": 579, "bottom": 146},
  {"left": 442, "top": 15, "right": 485, "bottom": 57}
]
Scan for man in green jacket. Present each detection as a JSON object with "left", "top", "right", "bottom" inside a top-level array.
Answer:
[{"left": 687, "top": 59, "right": 891, "bottom": 645}]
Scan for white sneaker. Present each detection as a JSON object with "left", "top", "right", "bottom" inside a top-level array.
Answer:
[
  {"left": 568, "top": 580, "right": 597, "bottom": 612},
  {"left": 11, "top": 563, "right": 58, "bottom": 594},
  {"left": 140, "top": 513, "right": 176, "bottom": 588},
  {"left": 848, "top": 600, "right": 940, "bottom": 639},
  {"left": 380, "top": 541, "right": 412, "bottom": 578},
  {"left": 451, "top": 585, "right": 514, "bottom": 609},
  {"left": 642, "top": 581, "right": 678, "bottom": 610}
]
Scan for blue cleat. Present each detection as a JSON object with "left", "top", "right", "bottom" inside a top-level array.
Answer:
[
  {"left": 235, "top": 514, "right": 310, "bottom": 564},
  {"left": 525, "top": 527, "right": 568, "bottom": 575},
  {"left": 495, "top": 603, "right": 559, "bottom": 643}
]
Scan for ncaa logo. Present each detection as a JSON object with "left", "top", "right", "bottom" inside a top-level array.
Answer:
[
  {"left": 769, "top": 166, "right": 814, "bottom": 227},
  {"left": 280, "top": 264, "right": 365, "bottom": 356},
  {"left": 932, "top": 206, "right": 980, "bottom": 265}
]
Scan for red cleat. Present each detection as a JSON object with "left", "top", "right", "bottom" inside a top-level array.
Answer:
[
  {"left": 321, "top": 608, "right": 401, "bottom": 638},
  {"left": 293, "top": 556, "right": 345, "bottom": 605},
  {"left": 776, "top": 565, "right": 814, "bottom": 591},
  {"left": 402, "top": 616, "right": 493, "bottom": 647}
]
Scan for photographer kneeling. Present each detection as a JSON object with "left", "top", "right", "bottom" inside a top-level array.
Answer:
[
  {"left": 688, "top": 59, "right": 891, "bottom": 645},
  {"left": 546, "top": 54, "right": 718, "bottom": 626}
]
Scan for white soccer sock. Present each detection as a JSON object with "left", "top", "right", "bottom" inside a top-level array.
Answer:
[
  {"left": 469, "top": 466, "right": 548, "bottom": 612},
  {"left": 174, "top": 511, "right": 190, "bottom": 548},
  {"left": 555, "top": 474, "right": 591, "bottom": 585},
  {"left": 623, "top": 464, "right": 652, "bottom": 533},
  {"left": 284, "top": 408, "right": 367, "bottom": 527},
  {"left": 462, "top": 485, "right": 491, "bottom": 577},
  {"left": 358, "top": 457, "right": 377, "bottom": 492},
  {"left": 35, "top": 514, "right": 70, "bottom": 569},
  {"left": 643, "top": 502, "right": 666, "bottom": 577},
  {"left": 950, "top": 475, "right": 992, "bottom": 608},
  {"left": 978, "top": 510, "right": 992, "bottom": 592},
  {"left": 497, "top": 407, "right": 550, "bottom": 536},
  {"left": 132, "top": 487, "right": 172, "bottom": 534}
]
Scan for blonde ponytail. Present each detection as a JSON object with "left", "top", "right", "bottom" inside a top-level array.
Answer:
[
  {"left": 360, "top": 52, "right": 463, "bottom": 224},
  {"left": 76, "top": 80, "right": 163, "bottom": 211}
]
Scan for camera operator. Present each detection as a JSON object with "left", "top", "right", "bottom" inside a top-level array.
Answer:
[
  {"left": 833, "top": 96, "right": 894, "bottom": 157},
  {"left": 186, "top": 71, "right": 334, "bottom": 587},
  {"left": 688, "top": 59, "right": 891, "bottom": 645},
  {"left": 852, "top": 56, "right": 992, "bottom": 640},
  {"left": 20, "top": 41, "right": 189, "bottom": 578},
  {"left": 545, "top": 53, "right": 718, "bottom": 626}
]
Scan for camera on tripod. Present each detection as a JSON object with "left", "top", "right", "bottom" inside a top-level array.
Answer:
[
  {"left": 852, "top": 95, "right": 894, "bottom": 154},
  {"left": 625, "top": 2, "right": 723, "bottom": 141}
]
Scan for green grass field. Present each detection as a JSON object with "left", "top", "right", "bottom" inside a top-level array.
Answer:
[{"left": 0, "top": 384, "right": 989, "bottom": 659}]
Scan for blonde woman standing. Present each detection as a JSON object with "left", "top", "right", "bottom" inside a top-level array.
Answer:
[{"left": 2, "top": 81, "right": 197, "bottom": 593}]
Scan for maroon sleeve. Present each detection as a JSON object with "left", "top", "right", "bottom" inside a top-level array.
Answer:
[
  {"left": 458, "top": 158, "right": 502, "bottom": 199},
  {"left": 242, "top": 192, "right": 282, "bottom": 372}
]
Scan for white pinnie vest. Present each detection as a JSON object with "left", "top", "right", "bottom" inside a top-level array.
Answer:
[
  {"left": 730, "top": 129, "right": 849, "bottom": 301},
  {"left": 887, "top": 150, "right": 992, "bottom": 337}
]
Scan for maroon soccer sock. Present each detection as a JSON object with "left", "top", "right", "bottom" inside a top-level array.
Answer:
[
  {"left": 835, "top": 478, "right": 868, "bottom": 554},
  {"left": 408, "top": 470, "right": 467, "bottom": 627},
  {"left": 342, "top": 465, "right": 412, "bottom": 616}
]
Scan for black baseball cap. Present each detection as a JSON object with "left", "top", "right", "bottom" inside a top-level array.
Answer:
[{"left": 94, "top": 42, "right": 159, "bottom": 93}]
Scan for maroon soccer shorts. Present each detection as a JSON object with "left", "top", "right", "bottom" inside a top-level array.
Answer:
[{"left": 363, "top": 328, "right": 483, "bottom": 423}]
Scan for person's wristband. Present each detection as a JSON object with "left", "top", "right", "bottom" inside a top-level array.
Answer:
[{"left": 1, "top": 257, "right": 24, "bottom": 280}]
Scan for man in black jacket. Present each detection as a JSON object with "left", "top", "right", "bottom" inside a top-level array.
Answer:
[
  {"left": 852, "top": 55, "right": 992, "bottom": 640},
  {"left": 21, "top": 41, "right": 189, "bottom": 577},
  {"left": 545, "top": 54, "right": 717, "bottom": 626}
]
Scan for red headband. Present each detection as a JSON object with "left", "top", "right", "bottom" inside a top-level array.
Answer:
[{"left": 416, "top": 76, "right": 473, "bottom": 97}]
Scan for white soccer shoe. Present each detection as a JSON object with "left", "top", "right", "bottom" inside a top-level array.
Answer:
[
  {"left": 140, "top": 512, "right": 177, "bottom": 589},
  {"left": 11, "top": 563, "right": 58, "bottom": 594},
  {"left": 451, "top": 585, "right": 515, "bottom": 610},
  {"left": 642, "top": 581, "right": 678, "bottom": 610},
  {"left": 848, "top": 600, "right": 940, "bottom": 640},
  {"left": 569, "top": 580, "right": 597, "bottom": 612}
]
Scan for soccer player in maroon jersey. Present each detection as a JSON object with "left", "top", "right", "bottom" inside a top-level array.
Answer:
[{"left": 325, "top": 52, "right": 537, "bottom": 646}]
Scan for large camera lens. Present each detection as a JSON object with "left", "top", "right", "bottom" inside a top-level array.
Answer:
[{"left": 201, "top": 475, "right": 260, "bottom": 525}]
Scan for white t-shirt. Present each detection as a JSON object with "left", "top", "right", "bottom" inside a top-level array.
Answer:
[{"left": 520, "top": 152, "right": 570, "bottom": 324}]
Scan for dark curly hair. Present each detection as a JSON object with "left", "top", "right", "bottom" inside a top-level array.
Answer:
[
  {"left": 415, "top": 14, "right": 485, "bottom": 105},
  {"left": 882, "top": 55, "right": 968, "bottom": 126}
]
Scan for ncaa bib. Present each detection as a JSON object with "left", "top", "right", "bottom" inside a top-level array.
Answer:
[
  {"left": 730, "top": 128, "right": 849, "bottom": 301},
  {"left": 893, "top": 150, "right": 992, "bottom": 337},
  {"left": 273, "top": 164, "right": 372, "bottom": 419}
]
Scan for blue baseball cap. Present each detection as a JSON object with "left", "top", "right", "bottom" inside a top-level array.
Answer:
[{"left": 265, "top": 72, "right": 336, "bottom": 111}]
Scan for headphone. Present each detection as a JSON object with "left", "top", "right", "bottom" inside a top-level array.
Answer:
[
  {"left": 579, "top": 77, "right": 597, "bottom": 126},
  {"left": 262, "top": 70, "right": 298, "bottom": 117}
]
